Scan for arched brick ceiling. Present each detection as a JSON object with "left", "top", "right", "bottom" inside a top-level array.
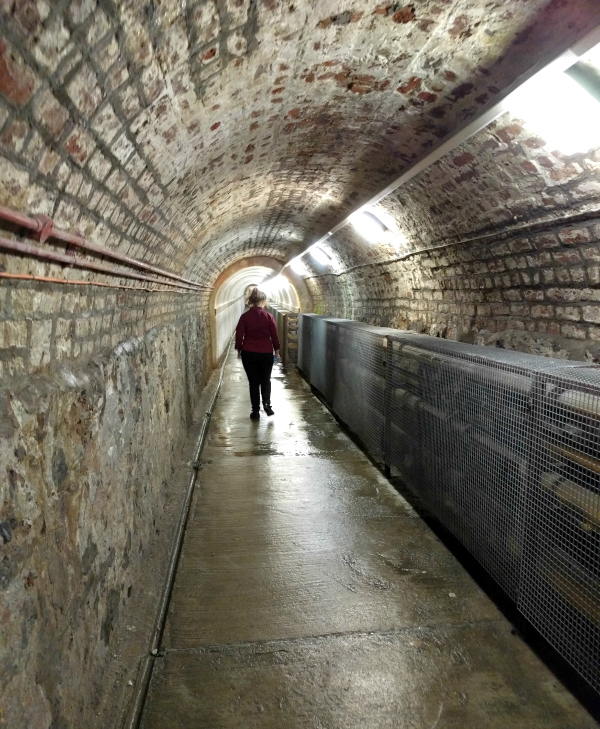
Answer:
[
  {"left": 166, "top": 0, "right": 600, "bottom": 281},
  {"left": 215, "top": 264, "right": 274, "bottom": 304},
  {"left": 2, "top": 0, "right": 600, "bottom": 288}
]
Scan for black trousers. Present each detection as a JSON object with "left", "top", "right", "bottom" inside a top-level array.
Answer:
[{"left": 241, "top": 351, "right": 273, "bottom": 411}]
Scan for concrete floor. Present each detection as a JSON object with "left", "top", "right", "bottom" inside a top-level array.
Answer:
[{"left": 141, "top": 349, "right": 598, "bottom": 728}]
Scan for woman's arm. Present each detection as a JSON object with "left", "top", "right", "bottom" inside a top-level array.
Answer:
[{"left": 235, "top": 315, "right": 246, "bottom": 354}]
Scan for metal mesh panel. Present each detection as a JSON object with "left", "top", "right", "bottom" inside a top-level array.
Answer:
[
  {"left": 309, "top": 317, "right": 349, "bottom": 405},
  {"left": 332, "top": 323, "right": 398, "bottom": 464},
  {"left": 520, "top": 365, "right": 600, "bottom": 691},
  {"left": 385, "top": 334, "right": 589, "bottom": 599},
  {"left": 276, "top": 309, "right": 285, "bottom": 362},
  {"left": 385, "top": 334, "right": 538, "bottom": 598},
  {"left": 297, "top": 315, "right": 600, "bottom": 692},
  {"left": 287, "top": 313, "right": 298, "bottom": 365},
  {"left": 297, "top": 313, "right": 314, "bottom": 375},
  {"left": 266, "top": 306, "right": 297, "bottom": 366}
]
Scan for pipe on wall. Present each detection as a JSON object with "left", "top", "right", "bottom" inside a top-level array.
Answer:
[
  {"left": 0, "top": 235, "right": 204, "bottom": 293},
  {"left": 0, "top": 272, "right": 198, "bottom": 293},
  {"left": 0, "top": 203, "right": 211, "bottom": 291}
]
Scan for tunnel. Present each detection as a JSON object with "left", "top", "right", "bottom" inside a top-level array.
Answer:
[{"left": 3, "top": 0, "right": 600, "bottom": 726}]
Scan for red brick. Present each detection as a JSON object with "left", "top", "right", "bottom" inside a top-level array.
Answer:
[
  {"left": 0, "top": 38, "right": 38, "bottom": 106},
  {"left": 397, "top": 76, "right": 421, "bottom": 94},
  {"left": 531, "top": 234, "right": 560, "bottom": 250},
  {"left": 453, "top": 152, "right": 474, "bottom": 167},
  {"left": 559, "top": 227, "right": 593, "bottom": 246},
  {"left": 531, "top": 305, "right": 553, "bottom": 318},
  {"left": 496, "top": 123, "right": 523, "bottom": 143},
  {"left": 393, "top": 6, "right": 415, "bottom": 23}
]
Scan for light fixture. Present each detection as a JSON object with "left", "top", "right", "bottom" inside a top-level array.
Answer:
[
  {"left": 289, "top": 256, "right": 308, "bottom": 275},
  {"left": 350, "top": 210, "right": 388, "bottom": 244},
  {"left": 263, "top": 274, "right": 284, "bottom": 294},
  {"left": 509, "top": 52, "right": 600, "bottom": 155},
  {"left": 309, "top": 245, "right": 332, "bottom": 266}
]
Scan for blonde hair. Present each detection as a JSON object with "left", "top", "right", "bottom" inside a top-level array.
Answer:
[{"left": 246, "top": 287, "right": 267, "bottom": 306}]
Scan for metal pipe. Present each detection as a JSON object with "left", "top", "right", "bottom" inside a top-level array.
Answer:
[
  {"left": 122, "top": 339, "right": 233, "bottom": 729},
  {"left": 0, "top": 272, "right": 194, "bottom": 293},
  {"left": 0, "top": 204, "right": 210, "bottom": 290},
  {"left": 0, "top": 235, "right": 203, "bottom": 292},
  {"left": 0, "top": 205, "right": 39, "bottom": 232}
]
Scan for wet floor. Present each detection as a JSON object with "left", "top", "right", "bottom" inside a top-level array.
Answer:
[{"left": 141, "top": 349, "right": 598, "bottom": 728}]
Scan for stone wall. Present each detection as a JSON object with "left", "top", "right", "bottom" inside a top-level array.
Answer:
[
  {"left": 0, "top": 312, "right": 211, "bottom": 727},
  {"left": 0, "top": 278, "right": 209, "bottom": 378}
]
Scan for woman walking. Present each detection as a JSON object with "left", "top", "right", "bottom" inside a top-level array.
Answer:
[{"left": 235, "top": 287, "right": 281, "bottom": 419}]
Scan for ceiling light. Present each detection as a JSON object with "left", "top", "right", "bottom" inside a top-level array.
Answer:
[
  {"left": 509, "top": 66, "right": 600, "bottom": 155},
  {"left": 289, "top": 257, "right": 308, "bottom": 275},
  {"left": 309, "top": 245, "right": 332, "bottom": 266},
  {"left": 350, "top": 210, "right": 388, "bottom": 244}
]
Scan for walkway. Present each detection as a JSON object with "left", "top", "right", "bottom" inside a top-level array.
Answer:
[{"left": 141, "top": 349, "right": 597, "bottom": 728}]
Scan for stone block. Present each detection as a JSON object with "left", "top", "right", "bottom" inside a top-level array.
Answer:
[
  {"left": 561, "top": 323, "right": 587, "bottom": 340},
  {"left": 556, "top": 306, "right": 581, "bottom": 322},
  {"left": 28, "top": 318, "right": 54, "bottom": 369},
  {"left": 1, "top": 320, "right": 27, "bottom": 348},
  {"left": 531, "top": 305, "right": 553, "bottom": 319},
  {"left": 34, "top": 89, "right": 69, "bottom": 137},
  {"left": 67, "top": 64, "right": 102, "bottom": 115},
  {"left": 583, "top": 306, "right": 600, "bottom": 324},
  {"left": 523, "top": 289, "right": 544, "bottom": 302}
]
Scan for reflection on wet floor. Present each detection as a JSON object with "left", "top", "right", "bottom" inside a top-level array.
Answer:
[{"left": 141, "top": 349, "right": 598, "bottom": 729}]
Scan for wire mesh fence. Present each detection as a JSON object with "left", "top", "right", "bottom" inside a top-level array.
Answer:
[
  {"left": 310, "top": 317, "right": 348, "bottom": 405},
  {"left": 297, "top": 313, "right": 315, "bottom": 377},
  {"left": 520, "top": 365, "right": 600, "bottom": 691},
  {"left": 333, "top": 323, "right": 400, "bottom": 464},
  {"left": 298, "top": 314, "right": 600, "bottom": 693}
]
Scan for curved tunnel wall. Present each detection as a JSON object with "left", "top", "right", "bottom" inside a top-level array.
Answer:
[
  {"left": 304, "top": 104, "right": 600, "bottom": 361},
  {"left": 1, "top": 2, "right": 600, "bottom": 726},
  {"left": 212, "top": 264, "right": 301, "bottom": 363}
]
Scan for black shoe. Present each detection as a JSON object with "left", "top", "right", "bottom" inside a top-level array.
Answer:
[
  {"left": 250, "top": 410, "right": 260, "bottom": 420},
  {"left": 264, "top": 404, "right": 274, "bottom": 416}
]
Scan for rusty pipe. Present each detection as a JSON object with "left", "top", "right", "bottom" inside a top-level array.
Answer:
[
  {"left": 0, "top": 204, "right": 210, "bottom": 290},
  {"left": 0, "top": 205, "right": 39, "bottom": 232},
  {"left": 0, "top": 272, "right": 195, "bottom": 293},
  {"left": 0, "top": 235, "right": 204, "bottom": 292}
]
